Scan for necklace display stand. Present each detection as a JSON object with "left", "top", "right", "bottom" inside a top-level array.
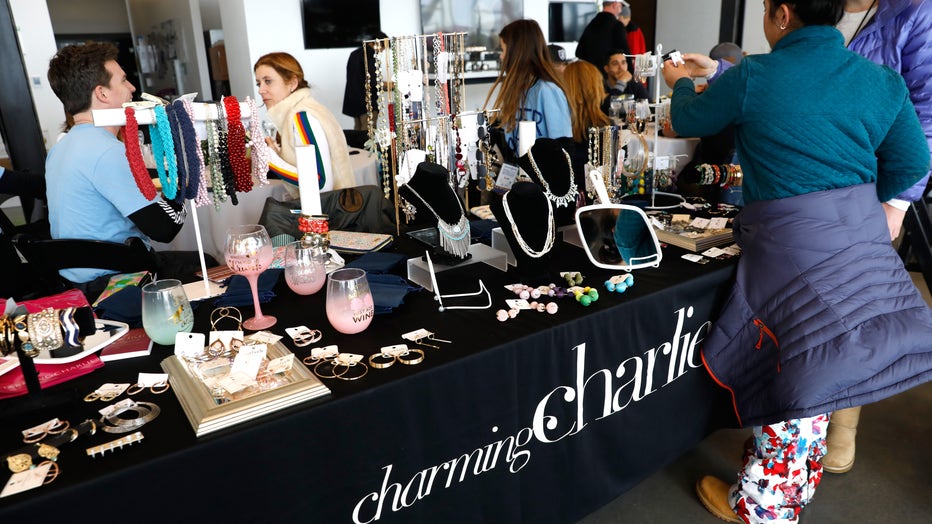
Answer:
[
  {"left": 401, "top": 162, "right": 506, "bottom": 290},
  {"left": 489, "top": 182, "right": 555, "bottom": 281}
]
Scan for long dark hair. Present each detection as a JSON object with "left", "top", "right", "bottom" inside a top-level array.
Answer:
[{"left": 483, "top": 19, "right": 571, "bottom": 132}]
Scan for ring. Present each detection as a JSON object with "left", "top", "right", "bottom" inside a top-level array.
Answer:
[
  {"left": 397, "top": 348, "right": 425, "bottom": 366},
  {"left": 369, "top": 353, "right": 396, "bottom": 369},
  {"left": 126, "top": 384, "right": 145, "bottom": 396}
]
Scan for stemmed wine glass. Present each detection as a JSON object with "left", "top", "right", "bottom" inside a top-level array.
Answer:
[{"left": 224, "top": 224, "right": 277, "bottom": 330}]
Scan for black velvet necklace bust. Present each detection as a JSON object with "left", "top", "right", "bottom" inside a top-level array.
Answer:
[
  {"left": 516, "top": 138, "right": 578, "bottom": 227},
  {"left": 399, "top": 161, "right": 471, "bottom": 259},
  {"left": 490, "top": 181, "right": 555, "bottom": 281}
]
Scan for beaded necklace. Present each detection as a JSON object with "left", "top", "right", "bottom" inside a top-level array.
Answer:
[
  {"left": 205, "top": 116, "right": 226, "bottom": 210},
  {"left": 223, "top": 96, "right": 252, "bottom": 192},
  {"left": 216, "top": 102, "right": 238, "bottom": 205},
  {"left": 246, "top": 96, "right": 270, "bottom": 187},
  {"left": 180, "top": 98, "right": 211, "bottom": 207},
  {"left": 165, "top": 102, "right": 190, "bottom": 202},
  {"left": 123, "top": 106, "right": 157, "bottom": 200},
  {"left": 168, "top": 100, "right": 203, "bottom": 200},
  {"left": 403, "top": 183, "right": 470, "bottom": 259},
  {"left": 149, "top": 104, "right": 178, "bottom": 200},
  {"left": 502, "top": 189, "right": 554, "bottom": 258},
  {"left": 526, "top": 146, "right": 578, "bottom": 208}
]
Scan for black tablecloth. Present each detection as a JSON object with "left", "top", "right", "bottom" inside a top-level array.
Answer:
[{"left": 0, "top": 238, "right": 738, "bottom": 523}]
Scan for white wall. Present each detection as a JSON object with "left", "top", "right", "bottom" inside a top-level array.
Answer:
[{"left": 9, "top": 0, "right": 65, "bottom": 149}]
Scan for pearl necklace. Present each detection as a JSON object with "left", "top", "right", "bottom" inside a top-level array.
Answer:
[
  {"left": 502, "top": 189, "right": 555, "bottom": 258},
  {"left": 526, "top": 146, "right": 578, "bottom": 208},
  {"left": 403, "top": 183, "right": 470, "bottom": 259}
]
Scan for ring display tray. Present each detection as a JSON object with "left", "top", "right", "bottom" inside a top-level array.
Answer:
[
  {"left": 407, "top": 243, "right": 508, "bottom": 292},
  {"left": 161, "top": 341, "right": 330, "bottom": 437}
]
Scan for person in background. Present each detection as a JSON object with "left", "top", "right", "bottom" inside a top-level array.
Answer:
[
  {"left": 602, "top": 48, "right": 649, "bottom": 104},
  {"left": 575, "top": 2, "right": 630, "bottom": 70},
  {"left": 562, "top": 60, "right": 611, "bottom": 202},
  {"left": 547, "top": 43, "right": 571, "bottom": 77},
  {"left": 709, "top": 41, "right": 745, "bottom": 66},
  {"left": 663, "top": 0, "right": 932, "bottom": 521},
  {"left": 256, "top": 52, "right": 355, "bottom": 192},
  {"left": 483, "top": 19, "right": 573, "bottom": 158},
  {"left": 45, "top": 42, "right": 202, "bottom": 302},
  {"left": 342, "top": 32, "right": 388, "bottom": 132},
  {"left": 819, "top": 0, "right": 932, "bottom": 475},
  {"left": 618, "top": 2, "right": 647, "bottom": 56}
]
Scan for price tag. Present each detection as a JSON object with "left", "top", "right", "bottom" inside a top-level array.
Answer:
[
  {"left": 1, "top": 462, "right": 55, "bottom": 497},
  {"left": 335, "top": 353, "right": 363, "bottom": 366},
  {"left": 681, "top": 253, "right": 709, "bottom": 264},
  {"left": 99, "top": 398, "right": 136, "bottom": 417},
  {"left": 506, "top": 299, "right": 531, "bottom": 310},
  {"left": 402, "top": 328, "right": 432, "bottom": 342},
  {"left": 230, "top": 343, "right": 267, "bottom": 379},
  {"left": 690, "top": 217, "right": 711, "bottom": 229},
  {"left": 654, "top": 155, "right": 670, "bottom": 170},
  {"left": 708, "top": 217, "right": 729, "bottom": 230},
  {"left": 311, "top": 345, "right": 339, "bottom": 359},
  {"left": 174, "top": 332, "right": 206, "bottom": 359},
  {"left": 248, "top": 331, "right": 283, "bottom": 344},
  {"left": 380, "top": 344, "right": 409, "bottom": 357},
  {"left": 266, "top": 354, "right": 295, "bottom": 374},
  {"left": 136, "top": 373, "right": 168, "bottom": 387},
  {"left": 494, "top": 163, "right": 520, "bottom": 192},
  {"left": 721, "top": 244, "right": 742, "bottom": 256}
]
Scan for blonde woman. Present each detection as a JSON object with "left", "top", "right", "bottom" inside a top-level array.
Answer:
[{"left": 562, "top": 60, "right": 611, "bottom": 200}]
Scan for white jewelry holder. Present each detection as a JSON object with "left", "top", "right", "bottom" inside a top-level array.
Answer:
[
  {"left": 91, "top": 94, "right": 255, "bottom": 300},
  {"left": 406, "top": 246, "right": 507, "bottom": 292}
]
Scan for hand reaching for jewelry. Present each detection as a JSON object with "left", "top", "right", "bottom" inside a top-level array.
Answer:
[
  {"left": 661, "top": 57, "right": 692, "bottom": 89},
  {"left": 264, "top": 136, "right": 281, "bottom": 155}
]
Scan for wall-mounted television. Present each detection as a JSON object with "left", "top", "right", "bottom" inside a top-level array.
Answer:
[
  {"left": 420, "top": 0, "right": 523, "bottom": 50},
  {"left": 302, "top": 0, "right": 382, "bottom": 49},
  {"left": 548, "top": 1, "right": 599, "bottom": 42}
]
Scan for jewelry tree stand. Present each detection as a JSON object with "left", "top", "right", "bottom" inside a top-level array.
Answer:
[{"left": 92, "top": 95, "right": 262, "bottom": 300}]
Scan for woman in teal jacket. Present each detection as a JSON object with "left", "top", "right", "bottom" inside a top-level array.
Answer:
[{"left": 662, "top": 1, "right": 932, "bottom": 522}]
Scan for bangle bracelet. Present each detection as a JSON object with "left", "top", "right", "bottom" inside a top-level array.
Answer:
[
  {"left": 59, "top": 307, "right": 81, "bottom": 348},
  {"left": 99, "top": 402, "right": 160, "bottom": 434},
  {"left": 27, "top": 308, "right": 63, "bottom": 354}
]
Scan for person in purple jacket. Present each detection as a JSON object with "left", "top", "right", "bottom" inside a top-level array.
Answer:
[{"left": 822, "top": 0, "right": 932, "bottom": 475}]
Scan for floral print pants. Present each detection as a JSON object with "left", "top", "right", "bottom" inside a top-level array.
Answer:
[{"left": 729, "top": 414, "right": 830, "bottom": 523}]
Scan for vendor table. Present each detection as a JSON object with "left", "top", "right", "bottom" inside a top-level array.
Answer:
[{"left": 0, "top": 239, "right": 738, "bottom": 523}]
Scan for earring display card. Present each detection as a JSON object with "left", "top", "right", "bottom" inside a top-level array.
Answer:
[{"left": 161, "top": 341, "right": 330, "bottom": 437}]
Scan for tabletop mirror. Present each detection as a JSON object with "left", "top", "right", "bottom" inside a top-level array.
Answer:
[{"left": 576, "top": 170, "right": 663, "bottom": 271}]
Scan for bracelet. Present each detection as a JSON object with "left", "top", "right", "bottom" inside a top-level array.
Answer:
[
  {"left": 59, "top": 307, "right": 81, "bottom": 347},
  {"left": 99, "top": 402, "right": 161, "bottom": 434},
  {"left": 123, "top": 106, "right": 157, "bottom": 200},
  {"left": 210, "top": 306, "right": 243, "bottom": 331},
  {"left": 27, "top": 308, "right": 63, "bottom": 354}
]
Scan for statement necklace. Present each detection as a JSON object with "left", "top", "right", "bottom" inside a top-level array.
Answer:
[
  {"left": 404, "top": 183, "right": 470, "bottom": 258},
  {"left": 526, "top": 147, "right": 578, "bottom": 208},
  {"left": 502, "top": 190, "right": 555, "bottom": 258}
]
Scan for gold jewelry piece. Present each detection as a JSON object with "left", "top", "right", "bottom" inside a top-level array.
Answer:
[
  {"left": 312, "top": 360, "right": 346, "bottom": 379},
  {"left": 210, "top": 306, "right": 243, "bottom": 331},
  {"left": 369, "top": 353, "right": 396, "bottom": 369},
  {"left": 291, "top": 328, "right": 322, "bottom": 347},
  {"left": 150, "top": 381, "right": 170, "bottom": 394},
  {"left": 27, "top": 308, "right": 64, "bottom": 354},
  {"left": 40, "top": 460, "right": 60, "bottom": 484},
  {"left": 126, "top": 384, "right": 146, "bottom": 396},
  {"left": 335, "top": 361, "right": 369, "bottom": 381},
  {"left": 84, "top": 392, "right": 101, "bottom": 402},
  {"left": 36, "top": 443, "right": 60, "bottom": 461},
  {"left": 22, "top": 419, "right": 70, "bottom": 444},
  {"left": 7, "top": 453, "right": 32, "bottom": 473},
  {"left": 397, "top": 348, "right": 425, "bottom": 366}
]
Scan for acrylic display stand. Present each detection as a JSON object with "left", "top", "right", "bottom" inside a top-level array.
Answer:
[{"left": 406, "top": 244, "right": 507, "bottom": 292}]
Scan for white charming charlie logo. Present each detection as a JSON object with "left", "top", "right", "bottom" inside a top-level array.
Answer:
[{"left": 352, "top": 306, "right": 708, "bottom": 523}]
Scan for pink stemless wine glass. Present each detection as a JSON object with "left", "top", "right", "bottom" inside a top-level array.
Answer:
[
  {"left": 284, "top": 241, "right": 326, "bottom": 295},
  {"left": 224, "top": 224, "right": 277, "bottom": 330},
  {"left": 325, "top": 268, "right": 374, "bottom": 334}
]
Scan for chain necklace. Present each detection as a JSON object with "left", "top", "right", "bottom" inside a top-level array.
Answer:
[
  {"left": 502, "top": 189, "right": 555, "bottom": 258},
  {"left": 526, "top": 146, "right": 578, "bottom": 208},
  {"left": 403, "top": 183, "right": 470, "bottom": 258}
]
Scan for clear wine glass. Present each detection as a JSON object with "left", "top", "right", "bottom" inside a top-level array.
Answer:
[{"left": 224, "top": 224, "right": 277, "bottom": 330}]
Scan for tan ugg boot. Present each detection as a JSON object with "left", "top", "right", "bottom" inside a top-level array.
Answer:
[
  {"left": 822, "top": 406, "right": 861, "bottom": 473},
  {"left": 696, "top": 476, "right": 742, "bottom": 523}
]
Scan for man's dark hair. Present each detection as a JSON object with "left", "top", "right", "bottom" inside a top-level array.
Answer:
[
  {"left": 768, "top": 0, "right": 844, "bottom": 27},
  {"left": 603, "top": 48, "right": 628, "bottom": 67},
  {"left": 47, "top": 42, "right": 119, "bottom": 115}
]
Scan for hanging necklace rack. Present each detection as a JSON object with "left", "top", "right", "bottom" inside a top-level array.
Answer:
[{"left": 363, "top": 32, "right": 479, "bottom": 235}]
